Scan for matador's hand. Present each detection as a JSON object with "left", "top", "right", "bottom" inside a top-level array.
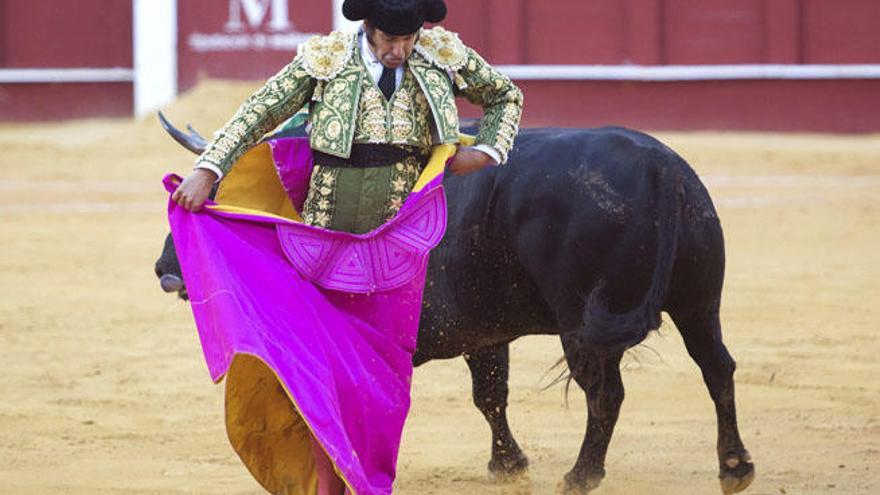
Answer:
[
  {"left": 447, "top": 147, "right": 497, "bottom": 176},
  {"left": 172, "top": 168, "right": 217, "bottom": 212}
]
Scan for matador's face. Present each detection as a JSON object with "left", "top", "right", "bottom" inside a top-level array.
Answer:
[{"left": 365, "top": 22, "right": 419, "bottom": 69}]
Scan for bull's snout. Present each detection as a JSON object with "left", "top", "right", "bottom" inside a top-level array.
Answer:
[
  {"left": 156, "top": 233, "right": 188, "bottom": 300},
  {"left": 159, "top": 274, "right": 185, "bottom": 293}
]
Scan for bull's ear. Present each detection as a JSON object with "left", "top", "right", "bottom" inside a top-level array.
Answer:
[{"left": 158, "top": 111, "right": 208, "bottom": 155}]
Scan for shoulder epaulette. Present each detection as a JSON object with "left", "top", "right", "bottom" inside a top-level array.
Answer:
[
  {"left": 297, "top": 31, "right": 357, "bottom": 81},
  {"left": 414, "top": 26, "right": 468, "bottom": 72}
]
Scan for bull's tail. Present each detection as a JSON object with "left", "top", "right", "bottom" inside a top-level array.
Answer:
[{"left": 580, "top": 161, "right": 684, "bottom": 355}]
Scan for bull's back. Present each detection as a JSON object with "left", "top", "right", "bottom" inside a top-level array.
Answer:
[{"left": 418, "top": 126, "right": 722, "bottom": 358}]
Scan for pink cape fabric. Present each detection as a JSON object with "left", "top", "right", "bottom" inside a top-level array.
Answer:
[{"left": 166, "top": 138, "right": 447, "bottom": 495}]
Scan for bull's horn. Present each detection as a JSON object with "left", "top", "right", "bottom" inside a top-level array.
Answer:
[
  {"left": 158, "top": 111, "right": 208, "bottom": 155},
  {"left": 186, "top": 123, "right": 207, "bottom": 144}
]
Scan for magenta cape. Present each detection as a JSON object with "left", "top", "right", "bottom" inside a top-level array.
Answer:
[{"left": 166, "top": 137, "right": 449, "bottom": 495}]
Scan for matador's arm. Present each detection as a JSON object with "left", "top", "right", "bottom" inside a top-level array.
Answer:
[
  {"left": 454, "top": 47, "right": 524, "bottom": 164},
  {"left": 195, "top": 57, "right": 316, "bottom": 178}
]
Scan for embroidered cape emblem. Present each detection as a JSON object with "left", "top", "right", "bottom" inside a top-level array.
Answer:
[
  {"left": 298, "top": 31, "right": 357, "bottom": 81},
  {"left": 414, "top": 27, "right": 467, "bottom": 72}
]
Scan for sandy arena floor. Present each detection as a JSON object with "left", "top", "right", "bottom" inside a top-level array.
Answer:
[{"left": 1, "top": 82, "right": 878, "bottom": 494}]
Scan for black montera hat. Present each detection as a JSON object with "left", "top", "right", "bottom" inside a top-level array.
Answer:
[{"left": 343, "top": 0, "right": 447, "bottom": 35}]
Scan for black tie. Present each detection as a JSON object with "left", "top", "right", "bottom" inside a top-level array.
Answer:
[{"left": 378, "top": 66, "right": 396, "bottom": 101}]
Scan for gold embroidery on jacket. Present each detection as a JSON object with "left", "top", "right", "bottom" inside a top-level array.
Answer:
[
  {"left": 385, "top": 156, "right": 424, "bottom": 218},
  {"left": 302, "top": 167, "right": 339, "bottom": 228},
  {"left": 414, "top": 26, "right": 467, "bottom": 72},
  {"left": 298, "top": 31, "right": 357, "bottom": 81},
  {"left": 454, "top": 47, "right": 524, "bottom": 163},
  {"left": 353, "top": 66, "right": 432, "bottom": 148},
  {"left": 195, "top": 58, "right": 315, "bottom": 174}
]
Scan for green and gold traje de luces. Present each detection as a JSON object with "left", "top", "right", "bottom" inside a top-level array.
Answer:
[{"left": 195, "top": 26, "right": 523, "bottom": 233}]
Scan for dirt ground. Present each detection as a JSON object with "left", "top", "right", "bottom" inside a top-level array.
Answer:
[{"left": 1, "top": 82, "right": 878, "bottom": 495}]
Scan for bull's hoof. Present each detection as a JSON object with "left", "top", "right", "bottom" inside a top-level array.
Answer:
[
  {"left": 558, "top": 469, "right": 603, "bottom": 494},
  {"left": 488, "top": 451, "right": 530, "bottom": 481},
  {"left": 719, "top": 450, "right": 755, "bottom": 494}
]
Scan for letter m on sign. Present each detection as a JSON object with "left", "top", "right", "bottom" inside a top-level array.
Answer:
[{"left": 225, "top": 0, "right": 292, "bottom": 32}]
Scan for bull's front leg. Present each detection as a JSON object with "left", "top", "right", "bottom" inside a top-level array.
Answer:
[{"left": 464, "top": 343, "right": 529, "bottom": 480}]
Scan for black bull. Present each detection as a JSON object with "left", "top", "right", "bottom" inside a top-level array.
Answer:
[{"left": 154, "top": 121, "right": 754, "bottom": 494}]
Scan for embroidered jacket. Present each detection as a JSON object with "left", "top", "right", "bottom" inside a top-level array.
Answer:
[{"left": 196, "top": 27, "right": 524, "bottom": 175}]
